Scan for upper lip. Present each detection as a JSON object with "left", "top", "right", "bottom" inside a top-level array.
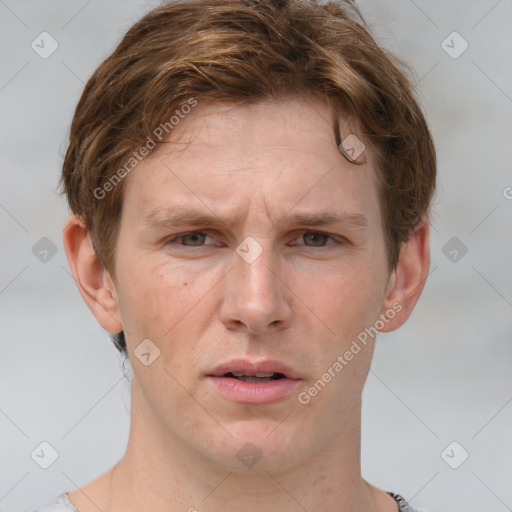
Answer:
[{"left": 208, "top": 359, "right": 301, "bottom": 379}]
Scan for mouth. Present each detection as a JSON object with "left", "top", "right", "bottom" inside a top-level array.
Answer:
[
  {"left": 208, "top": 359, "right": 300, "bottom": 380},
  {"left": 222, "top": 372, "right": 287, "bottom": 383},
  {"left": 207, "top": 359, "right": 302, "bottom": 404}
]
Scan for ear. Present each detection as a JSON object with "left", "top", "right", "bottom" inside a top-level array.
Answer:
[
  {"left": 378, "top": 218, "right": 430, "bottom": 332},
  {"left": 63, "top": 215, "right": 123, "bottom": 332}
]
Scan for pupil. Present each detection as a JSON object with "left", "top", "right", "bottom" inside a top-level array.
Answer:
[
  {"left": 304, "top": 232, "right": 327, "bottom": 246},
  {"left": 183, "top": 233, "right": 205, "bottom": 246}
]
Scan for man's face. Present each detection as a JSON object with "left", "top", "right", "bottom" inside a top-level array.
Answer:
[{"left": 112, "top": 97, "right": 393, "bottom": 472}]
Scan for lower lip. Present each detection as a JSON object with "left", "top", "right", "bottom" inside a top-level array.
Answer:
[{"left": 207, "top": 376, "right": 302, "bottom": 404}]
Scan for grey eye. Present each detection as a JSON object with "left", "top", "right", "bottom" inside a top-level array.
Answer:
[
  {"left": 302, "top": 232, "right": 331, "bottom": 246},
  {"left": 178, "top": 232, "right": 207, "bottom": 246}
]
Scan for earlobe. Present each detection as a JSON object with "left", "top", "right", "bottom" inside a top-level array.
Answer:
[
  {"left": 379, "top": 219, "right": 430, "bottom": 333},
  {"left": 63, "top": 215, "right": 123, "bottom": 333}
]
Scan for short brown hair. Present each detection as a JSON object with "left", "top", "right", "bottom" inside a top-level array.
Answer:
[{"left": 61, "top": 0, "right": 436, "bottom": 351}]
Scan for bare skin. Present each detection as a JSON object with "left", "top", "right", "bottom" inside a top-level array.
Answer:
[{"left": 64, "top": 96, "right": 430, "bottom": 512}]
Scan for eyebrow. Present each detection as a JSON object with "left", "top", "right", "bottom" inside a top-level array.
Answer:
[
  {"left": 275, "top": 210, "right": 368, "bottom": 230},
  {"left": 141, "top": 206, "right": 368, "bottom": 231}
]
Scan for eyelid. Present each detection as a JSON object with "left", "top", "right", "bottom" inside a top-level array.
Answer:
[
  {"left": 167, "top": 231, "right": 217, "bottom": 245},
  {"left": 289, "top": 230, "right": 346, "bottom": 246},
  {"left": 166, "top": 229, "right": 349, "bottom": 248}
]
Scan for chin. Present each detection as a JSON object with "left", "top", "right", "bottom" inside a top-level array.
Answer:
[{"left": 201, "top": 418, "right": 308, "bottom": 474}]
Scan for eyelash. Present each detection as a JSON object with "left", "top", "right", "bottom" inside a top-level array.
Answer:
[{"left": 165, "top": 230, "right": 346, "bottom": 249}]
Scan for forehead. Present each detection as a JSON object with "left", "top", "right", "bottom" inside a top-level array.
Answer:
[{"left": 122, "top": 97, "right": 382, "bottom": 228}]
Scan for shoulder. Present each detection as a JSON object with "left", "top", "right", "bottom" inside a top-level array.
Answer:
[
  {"left": 30, "top": 493, "right": 78, "bottom": 512},
  {"left": 388, "top": 492, "right": 431, "bottom": 512}
]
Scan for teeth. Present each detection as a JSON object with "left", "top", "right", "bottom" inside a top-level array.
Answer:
[
  {"left": 230, "top": 372, "right": 275, "bottom": 377},
  {"left": 237, "top": 376, "right": 274, "bottom": 383}
]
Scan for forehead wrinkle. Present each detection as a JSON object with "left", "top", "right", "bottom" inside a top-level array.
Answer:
[
  {"left": 140, "top": 204, "right": 368, "bottom": 237},
  {"left": 273, "top": 210, "right": 368, "bottom": 232},
  {"left": 140, "top": 205, "right": 248, "bottom": 233}
]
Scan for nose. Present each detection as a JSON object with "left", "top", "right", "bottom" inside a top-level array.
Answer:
[{"left": 219, "top": 239, "right": 293, "bottom": 336}]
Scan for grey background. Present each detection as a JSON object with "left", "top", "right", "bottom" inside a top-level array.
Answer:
[{"left": 1, "top": 1, "right": 511, "bottom": 511}]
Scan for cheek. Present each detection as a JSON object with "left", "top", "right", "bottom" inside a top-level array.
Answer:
[
  {"left": 296, "top": 265, "right": 383, "bottom": 410},
  {"left": 115, "top": 254, "right": 224, "bottom": 369},
  {"left": 117, "top": 262, "right": 200, "bottom": 334},
  {"left": 293, "top": 259, "right": 384, "bottom": 389},
  {"left": 294, "top": 258, "right": 386, "bottom": 342}
]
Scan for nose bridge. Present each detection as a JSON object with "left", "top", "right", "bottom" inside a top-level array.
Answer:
[
  {"left": 237, "top": 238, "right": 276, "bottom": 297},
  {"left": 220, "top": 236, "right": 292, "bottom": 333}
]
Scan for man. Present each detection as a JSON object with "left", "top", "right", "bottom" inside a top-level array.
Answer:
[{"left": 35, "top": 0, "right": 436, "bottom": 510}]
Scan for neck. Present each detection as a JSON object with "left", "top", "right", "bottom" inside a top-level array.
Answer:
[{"left": 74, "top": 380, "right": 393, "bottom": 512}]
